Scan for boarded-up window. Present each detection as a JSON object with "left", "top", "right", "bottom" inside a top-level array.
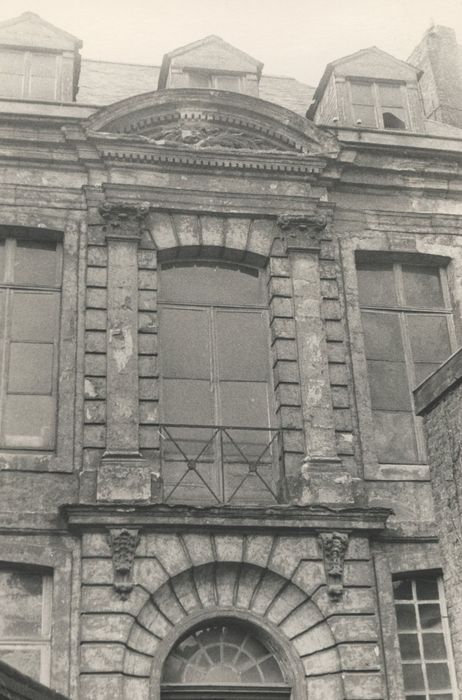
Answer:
[
  {"left": 0, "top": 567, "right": 52, "bottom": 684},
  {"left": 0, "top": 237, "right": 62, "bottom": 450},
  {"left": 357, "top": 260, "right": 454, "bottom": 464},
  {"left": 0, "top": 50, "right": 57, "bottom": 100},
  {"left": 393, "top": 575, "right": 457, "bottom": 699},
  {"left": 350, "top": 80, "right": 408, "bottom": 130}
]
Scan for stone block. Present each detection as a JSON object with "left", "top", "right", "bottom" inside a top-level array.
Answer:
[
  {"left": 248, "top": 219, "right": 273, "bottom": 258},
  {"left": 81, "top": 613, "right": 132, "bottom": 643},
  {"left": 86, "top": 309, "right": 107, "bottom": 330},
  {"left": 293, "top": 623, "right": 335, "bottom": 656},
  {"left": 143, "top": 533, "right": 189, "bottom": 575},
  {"left": 82, "top": 558, "right": 113, "bottom": 585},
  {"left": 138, "top": 248, "right": 157, "bottom": 270},
  {"left": 306, "top": 674, "right": 344, "bottom": 700},
  {"left": 97, "top": 462, "right": 152, "bottom": 502},
  {"left": 338, "top": 642, "right": 381, "bottom": 671},
  {"left": 79, "top": 674, "right": 123, "bottom": 700},
  {"left": 80, "top": 643, "right": 125, "bottom": 672},
  {"left": 81, "top": 584, "right": 149, "bottom": 616},
  {"left": 200, "top": 216, "right": 225, "bottom": 248},
  {"left": 138, "top": 269, "right": 156, "bottom": 290},
  {"left": 82, "top": 532, "right": 111, "bottom": 557},
  {"left": 292, "top": 560, "right": 326, "bottom": 596},
  {"left": 133, "top": 558, "right": 169, "bottom": 593},
  {"left": 123, "top": 677, "right": 150, "bottom": 699},
  {"left": 128, "top": 622, "right": 160, "bottom": 656},
  {"left": 87, "top": 266, "right": 107, "bottom": 287},
  {"left": 139, "top": 400, "right": 159, "bottom": 424},
  {"left": 225, "top": 217, "right": 251, "bottom": 252},
  {"left": 182, "top": 533, "right": 214, "bottom": 566},
  {"left": 279, "top": 600, "right": 324, "bottom": 639},
  {"left": 302, "top": 647, "right": 341, "bottom": 676},
  {"left": 137, "top": 602, "right": 172, "bottom": 639},
  {"left": 194, "top": 564, "right": 217, "bottom": 608},
  {"left": 88, "top": 245, "right": 108, "bottom": 267},
  {"left": 251, "top": 570, "right": 286, "bottom": 615},
  {"left": 152, "top": 582, "right": 185, "bottom": 624},
  {"left": 139, "top": 290, "right": 157, "bottom": 311},
  {"left": 84, "top": 377, "right": 106, "bottom": 399},
  {"left": 172, "top": 570, "right": 202, "bottom": 613},
  {"left": 270, "top": 296, "right": 295, "bottom": 318},
  {"left": 342, "top": 671, "right": 384, "bottom": 699},
  {"left": 266, "top": 584, "right": 306, "bottom": 625},
  {"left": 151, "top": 212, "right": 177, "bottom": 250},
  {"left": 235, "top": 565, "right": 262, "bottom": 609},
  {"left": 328, "top": 615, "right": 378, "bottom": 643},
  {"left": 86, "top": 287, "right": 107, "bottom": 309},
  {"left": 124, "top": 648, "right": 153, "bottom": 676},
  {"left": 85, "top": 354, "right": 106, "bottom": 377},
  {"left": 216, "top": 563, "right": 239, "bottom": 607},
  {"left": 313, "top": 587, "right": 375, "bottom": 618},
  {"left": 271, "top": 317, "right": 296, "bottom": 340},
  {"left": 270, "top": 536, "right": 319, "bottom": 578}
]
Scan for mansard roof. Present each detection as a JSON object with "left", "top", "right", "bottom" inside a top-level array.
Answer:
[{"left": 0, "top": 11, "right": 82, "bottom": 51}]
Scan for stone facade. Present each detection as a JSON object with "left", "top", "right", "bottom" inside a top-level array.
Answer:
[{"left": 0, "top": 11, "right": 461, "bottom": 700}]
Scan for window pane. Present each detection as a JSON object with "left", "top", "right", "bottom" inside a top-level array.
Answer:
[
  {"left": 416, "top": 578, "right": 439, "bottom": 600},
  {"left": 30, "top": 76, "right": 56, "bottom": 101},
  {"left": 419, "top": 604, "right": 442, "bottom": 630},
  {"left": 14, "top": 241, "right": 58, "bottom": 286},
  {"left": 379, "top": 84, "right": 403, "bottom": 107},
  {"left": 216, "top": 310, "right": 269, "bottom": 380},
  {"left": 220, "top": 381, "right": 270, "bottom": 428},
  {"left": 215, "top": 75, "right": 240, "bottom": 91},
  {"left": 354, "top": 104, "right": 377, "bottom": 127},
  {"left": 423, "top": 634, "right": 448, "bottom": 660},
  {"left": 188, "top": 72, "right": 210, "bottom": 88},
  {"left": 383, "top": 109, "right": 406, "bottom": 129},
  {"left": 403, "top": 664, "right": 425, "bottom": 691},
  {"left": 362, "top": 311, "right": 404, "bottom": 361},
  {"left": 11, "top": 291, "right": 59, "bottom": 341},
  {"left": 396, "top": 604, "right": 418, "bottom": 631},
  {"left": 8, "top": 343, "right": 54, "bottom": 394},
  {"left": 357, "top": 263, "right": 397, "bottom": 307},
  {"left": 373, "top": 411, "right": 418, "bottom": 463},
  {"left": 402, "top": 266, "right": 445, "bottom": 308},
  {"left": 408, "top": 315, "right": 451, "bottom": 364},
  {"left": 0, "top": 50, "right": 24, "bottom": 98},
  {"left": 3, "top": 394, "right": 55, "bottom": 449},
  {"left": 427, "top": 663, "right": 451, "bottom": 691},
  {"left": 0, "top": 647, "right": 41, "bottom": 680},
  {"left": 367, "top": 359, "right": 411, "bottom": 410},
  {"left": 399, "top": 634, "right": 421, "bottom": 660},
  {"left": 160, "top": 307, "right": 211, "bottom": 379},
  {"left": 0, "top": 570, "right": 42, "bottom": 637},
  {"left": 160, "top": 262, "right": 264, "bottom": 306},
  {"left": 29, "top": 54, "right": 56, "bottom": 100},
  {"left": 162, "top": 378, "right": 213, "bottom": 425},
  {"left": 351, "top": 82, "right": 374, "bottom": 105},
  {"left": 394, "top": 579, "right": 413, "bottom": 600}
]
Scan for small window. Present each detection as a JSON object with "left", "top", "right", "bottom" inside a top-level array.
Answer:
[
  {"left": 350, "top": 80, "right": 408, "bottom": 130},
  {"left": 0, "top": 567, "right": 52, "bottom": 684},
  {"left": 0, "top": 236, "right": 62, "bottom": 450},
  {"left": 0, "top": 49, "right": 57, "bottom": 101},
  {"left": 357, "top": 260, "right": 455, "bottom": 464},
  {"left": 186, "top": 71, "right": 241, "bottom": 92},
  {"left": 393, "top": 575, "right": 457, "bottom": 699}
]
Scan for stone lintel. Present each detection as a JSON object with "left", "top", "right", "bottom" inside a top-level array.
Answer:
[{"left": 62, "top": 503, "right": 391, "bottom": 534}]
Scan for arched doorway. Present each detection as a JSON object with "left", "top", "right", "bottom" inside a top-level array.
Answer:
[{"left": 160, "top": 620, "right": 292, "bottom": 700}]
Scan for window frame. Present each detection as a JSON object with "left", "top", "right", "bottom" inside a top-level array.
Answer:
[
  {"left": 348, "top": 78, "right": 410, "bottom": 130},
  {"left": 0, "top": 48, "right": 60, "bottom": 101},
  {"left": 392, "top": 572, "right": 458, "bottom": 699},
  {"left": 0, "top": 565, "right": 53, "bottom": 685},
  {"left": 357, "top": 259, "right": 457, "bottom": 465},
  {"left": 186, "top": 69, "right": 243, "bottom": 92}
]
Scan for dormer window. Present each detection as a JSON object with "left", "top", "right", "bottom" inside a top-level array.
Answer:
[
  {"left": 350, "top": 80, "right": 407, "bottom": 129},
  {"left": 187, "top": 70, "right": 242, "bottom": 92},
  {"left": 0, "top": 49, "right": 58, "bottom": 100}
]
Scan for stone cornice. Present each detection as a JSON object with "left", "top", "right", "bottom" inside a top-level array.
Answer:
[{"left": 61, "top": 503, "right": 392, "bottom": 533}]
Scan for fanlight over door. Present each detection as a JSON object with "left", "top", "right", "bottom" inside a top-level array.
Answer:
[
  {"left": 161, "top": 622, "right": 291, "bottom": 700},
  {"left": 158, "top": 261, "right": 279, "bottom": 505}
]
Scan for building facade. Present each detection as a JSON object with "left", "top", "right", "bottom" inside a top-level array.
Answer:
[{"left": 0, "top": 11, "right": 461, "bottom": 700}]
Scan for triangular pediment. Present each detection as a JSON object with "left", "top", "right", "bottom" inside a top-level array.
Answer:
[
  {"left": 166, "top": 35, "right": 262, "bottom": 73},
  {"left": 0, "top": 11, "right": 81, "bottom": 51},
  {"left": 332, "top": 46, "right": 421, "bottom": 81},
  {"left": 86, "top": 89, "right": 339, "bottom": 157}
]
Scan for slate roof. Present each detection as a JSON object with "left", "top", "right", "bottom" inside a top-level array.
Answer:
[{"left": 77, "top": 59, "right": 315, "bottom": 116}]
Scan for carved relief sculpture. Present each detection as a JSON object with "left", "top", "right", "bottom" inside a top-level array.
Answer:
[
  {"left": 318, "top": 531, "right": 349, "bottom": 600},
  {"left": 109, "top": 528, "right": 140, "bottom": 599}
]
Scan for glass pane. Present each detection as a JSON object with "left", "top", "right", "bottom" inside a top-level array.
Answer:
[
  {"left": 394, "top": 579, "right": 413, "bottom": 600},
  {"left": 354, "top": 104, "right": 377, "bottom": 127},
  {"left": 216, "top": 310, "right": 269, "bottom": 381},
  {"left": 419, "top": 604, "right": 442, "bottom": 630},
  {"left": 3, "top": 394, "right": 55, "bottom": 449},
  {"left": 408, "top": 315, "right": 451, "bottom": 363},
  {"left": 362, "top": 311, "right": 404, "bottom": 361},
  {"left": 188, "top": 72, "right": 210, "bottom": 88},
  {"left": 373, "top": 411, "right": 418, "bottom": 463},
  {"left": 160, "top": 262, "right": 264, "bottom": 306},
  {"left": 351, "top": 82, "right": 374, "bottom": 105},
  {"left": 396, "top": 604, "right": 418, "bottom": 631},
  {"left": 367, "top": 359, "right": 411, "bottom": 410},
  {"left": 160, "top": 307, "right": 211, "bottom": 379},
  {"left": 403, "top": 664, "right": 425, "bottom": 691},
  {"left": 416, "top": 579, "right": 439, "bottom": 600},
  {"left": 11, "top": 291, "right": 59, "bottom": 341},
  {"left": 402, "top": 266, "right": 444, "bottom": 308},
  {"left": 423, "top": 634, "right": 447, "bottom": 660},
  {"left": 0, "top": 50, "right": 24, "bottom": 75},
  {"left": 357, "top": 263, "right": 397, "bottom": 307},
  {"left": 427, "top": 663, "right": 451, "bottom": 691},
  {"left": 399, "top": 634, "right": 421, "bottom": 660},
  {"left": 14, "top": 241, "right": 58, "bottom": 286},
  {"left": 0, "top": 570, "right": 43, "bottom": 637},
  {"left": 29, "top": 76, "right": 56, "bottom": 101},
  {"left": 379, "top": 84, "right": 403, "bottom": 107},
  {"left": 382, "top": 108, "right": 406, "bottom": 129},
  {"left": 162, "top": 378, "right": 213, "bottom": 425},
  {"left": 0, "top": 647, "right": 41, "bottom": 680},
  {"left": 220, "top": 381, "right": 270, "bottom": 428},
  {"left": 30, "top": 53, "right": 56, "bottom": 76},
  {"left": 8, "top": 343, "right": 54, "bottom": 394},
  {"left": 215, "top": 75, "right": 241, "bottom": 91}
]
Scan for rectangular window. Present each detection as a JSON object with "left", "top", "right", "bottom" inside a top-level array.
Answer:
[
  {"left": 0, "top": 567, "right": 52, "bottom": 684},
  {"left": 357, "top": 260, "right": 455, "bottom": 463},
  {"left": 393, "top": 575, "right": 457, "bottom": 699},
  {"left": 0, "top": 237, "right": 62, "bottom": 450},
  {"left": 350, "top": 80, "right": 407, "bottom": 129},
  {"left": 0, "top": 50, "right": 57, "bottom": 100}
]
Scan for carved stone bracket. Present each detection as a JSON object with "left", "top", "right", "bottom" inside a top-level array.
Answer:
[
  {"left": 318, "top": 531, "right": 349, "bottom": 601},
  {"left": 109, "top": 527, "right": 140, "bottom": 600},
  {"left": 277, "top": 212, "right": 328, "bottom": 253},
  {"left": 99, "top": 201, "right": 151, "bottom": 241}
]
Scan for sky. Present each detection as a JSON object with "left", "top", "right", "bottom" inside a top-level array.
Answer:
[{"left": 0, "top": 0, "right": 461, "bottom": 86}]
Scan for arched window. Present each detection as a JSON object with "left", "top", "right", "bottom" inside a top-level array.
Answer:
[
  {"left": 161, "top": 622, "right": 290, "bottom": 700},
  {"left": 158, "top": 261, "right": 278, "bottom": 505}
]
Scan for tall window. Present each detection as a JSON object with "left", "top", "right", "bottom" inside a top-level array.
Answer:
[
  {"left": 0, "top": 50, "right": 58, "bottom": 100},
  {"left": 161, "top": 622, "right": 290, "bottom": 700},
  {"left": 0, "top": 236, "right": 62, "bottom": 450},
  {"left": 159, "top": 261, "right": 276, "bottom": 504},
  {"left": 0, "top": 567, "right": 52, "bottom": 684},
  {"left": 350, "top": 81, "right": 407, "bottom": 129},
  {"left": 393, "top": 575, "right": 457, "bottom": 699},
  {"left": 357, "top": 259, "right": 455, "bottom": 463}
]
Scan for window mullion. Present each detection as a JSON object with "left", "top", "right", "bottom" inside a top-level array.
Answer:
[{"left": 411, "top": 579, "right": 430, "bottom": 698}]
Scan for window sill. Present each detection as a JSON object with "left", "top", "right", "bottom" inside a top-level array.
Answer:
[{"left": 0, "top": 451, "right": 71, "bottom": 473}]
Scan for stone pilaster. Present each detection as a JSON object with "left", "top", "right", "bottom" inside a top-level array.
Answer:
[
  {"left": 97, "top": 202, "right": 153, "bottom": 502},
  {"left": 278, "top": 212, "right": 354, "bottom": 505}
]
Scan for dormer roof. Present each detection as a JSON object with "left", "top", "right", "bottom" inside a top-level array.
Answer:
[
  {"left": 0, "top": 11, "right": 82, "bottom": 51},
  {"left": 158, "top": 35, "right": 263, "bottom": 89}
]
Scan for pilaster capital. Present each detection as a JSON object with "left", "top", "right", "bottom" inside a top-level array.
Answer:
[
  {"left": 99, "top": 201, "right": 151, "bottom": 241},
  {"left": 277, "top": 211, "right": 328, "bottom": 253}
]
